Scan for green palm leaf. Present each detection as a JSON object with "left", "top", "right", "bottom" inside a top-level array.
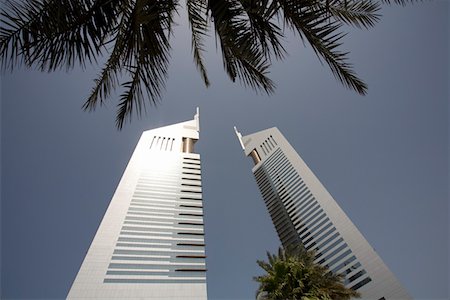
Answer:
[{"left": 255, "top": 245, "right": 360, "bottom": 300}]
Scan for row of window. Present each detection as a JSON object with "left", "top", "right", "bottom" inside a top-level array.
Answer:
[
  {"left": 254, "top": 148, "right": 372, "bottom": 291},
  {"left": 111, "top": 255, "right": 206, "bottom": 264},
  {"left": 254, "top": 162, "right": 302, "bottom": 247},
  {"left": 149, "top": 136, "right": 178, "bottom": 152},
  {"left": 107, "top": 270, "right": 206, "bottom": 276},
  {"left": 113, "top": 249, "right": 204, "bottom": 256},
  {"left": 105, "top": 155, "right": 205, "bottom": 283},
  {"left": 128, "top": 204, "right": 201, "bottom": 214},
  {"left": 104, "top": 278, "right": 206, "bottom": 284},
  {"left": 108, "top": 263, "right": 205, "bottom": 270},
  {"left": 121, "top": 225, "right": 203, "bottom": 233},
  {"left": 125, "top": 215, "right": 202, "bottom": 224},
  {"left": 123, "top": 220, "right": 202, "bottom": 228},
  {"left": 259, "top": 135, "right": 278, "bottom": 157},
  {"left": 131, "top": 196, "right": 201, "bottom": 206}
]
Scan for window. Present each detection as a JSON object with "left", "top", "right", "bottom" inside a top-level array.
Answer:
[{"left": 350, "top": 277, "right": 372, "bottom": 290}]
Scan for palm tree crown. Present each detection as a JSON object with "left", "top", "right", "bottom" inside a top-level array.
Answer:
[
  {"left": 1, "top": 0, "right": 418, "bottom": 128},
  {"left": 255, "top": 245, "right": 360, "bottom": 300}
]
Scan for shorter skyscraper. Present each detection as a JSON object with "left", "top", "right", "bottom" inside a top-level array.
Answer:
[
  {"left": 68, "top": 109, "right": 207, "bottom": 299},
  {"left": 235, "top": 126, "right": 411, "bottom": 299}
]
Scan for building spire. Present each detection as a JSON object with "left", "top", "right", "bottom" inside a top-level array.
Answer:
[
  {"left": 195, "top": 107, "right": 200, "bottom": 132},
  {"left": 234, "top": 126, "right": 245, "bottom": 150}
]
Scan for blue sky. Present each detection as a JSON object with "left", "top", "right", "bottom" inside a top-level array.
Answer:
[{"left": 1, "top": 1, "right": 448, "bottom": 299}]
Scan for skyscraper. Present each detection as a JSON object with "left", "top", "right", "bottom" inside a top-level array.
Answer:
[
  {"left": 68, "top": 109, "right": 207, "bottom": 299},
  {"left": 235, "top": 126, "right": 411, "bottom": 299}
]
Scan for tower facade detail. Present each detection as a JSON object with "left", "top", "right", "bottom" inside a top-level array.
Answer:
[
  {"left": 235, "top": 127, "right": 410, "bottom": 299},
  {"left": 68, "top": 110, "right": 207, "bottom": 299}
]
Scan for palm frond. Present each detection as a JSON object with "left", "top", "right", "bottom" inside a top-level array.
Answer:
[
  {"left": 114, "top": 0, "right": 177, "bottom": 129},
  {"left": 326, "top": 0, "right": 381, "bottom": 29},
  {"left": 0, "top": 0, "right": 46, "bottom": 70},
  {"left": 82, "top": 1, "right": 134, "bottom": 111},
  {"left": 187, "top": 0, "right": 210, "bottom": 86},
  {"left": 278, "top": 0, "right": 367, "bottom": 94},
  {"left": 208, "top": 0, "right": 275, "bottom": 94},
  {"left": 116, "top": 67, "right": 143, "bottom": 129},
  {"left": 255, "top": 245, "right": 360, "bottom": 299},
  {"left": 0, "top": 0, "right": 121, "bottom": 71},
  {"left": 238, "top": 0, "right": 286, "bottom": 60},
  {"left": 1, "top": 0, "right": 423, "bottom": 128},
  {"left": 257, "top": 259, "right": 274, "bottom": 273},
  {"left": 381, "top": 0, "right": 422, "bottom": 6}
]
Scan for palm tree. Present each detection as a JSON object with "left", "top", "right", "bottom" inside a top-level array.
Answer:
[
  {"left": 0, "top": 0, "right": 417, "bottom": 128},
  {"left": 255, "top": 245, "right": 360, "bottom": 300}
]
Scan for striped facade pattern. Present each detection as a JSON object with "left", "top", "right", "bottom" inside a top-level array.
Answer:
[
  {"left": 236, "top": 126, "right": 411, "bottom": 299},
  {"left": 254, "top": 147, "right": 371, "bottom": 290},
  {"left": 67, "top": 111, "right": 207, "bottom": 299},
  {"left": 104, "top": 153, "right": 206, "bottom": 284}
]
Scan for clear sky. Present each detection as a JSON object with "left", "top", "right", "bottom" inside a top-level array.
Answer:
[{"left": 1, "top": 1, "right": 448, "bottom": 299}]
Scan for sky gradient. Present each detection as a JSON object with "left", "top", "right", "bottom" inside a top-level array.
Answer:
[{"left": 1, "top": 1, "right": 449, "bottom": 299}]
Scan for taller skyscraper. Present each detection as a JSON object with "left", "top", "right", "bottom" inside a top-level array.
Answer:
[
  {"left": 68, "top": 109, "right": 207, "bottom": 299},
  {"left": 235, "top": 126, "right": 411, "bottom": 299}
]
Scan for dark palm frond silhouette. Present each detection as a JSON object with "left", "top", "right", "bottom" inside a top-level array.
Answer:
[{"left": 0, "top": 0, "right": 419, "bottom": 128}]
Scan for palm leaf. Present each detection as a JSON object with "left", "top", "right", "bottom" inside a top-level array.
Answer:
[
  {"left": 278, "top": 0, "right": 368, "bottom": 94},
  {"left": 187, "top": 0, "right": 210, "bottom": 86},
  {"left": 0, "top": 0, "right": 121, "bottom": 71},
  {"left": 82, "top": 1, "right": 134, "bottom": 111},
  {"left": 238, "top": 0, "right": 286, "bottom": 60},
  {"left": 114, "top": 0, "right": 176, "bottom": 129},
  {"left": 208, "top": 0, "right": 275, "bottom": 94},
  {"left": 326, "top": 0, "right": 381, "bottom": 29},
  {"left": 255, "top": 245, "right": 360, "bottom": 299},
  {"left": 1, "top": 0, "right": 422, "bottom": 128},
  {"left": 381, "top": 0, "right": 422, "bottom": 6}
]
